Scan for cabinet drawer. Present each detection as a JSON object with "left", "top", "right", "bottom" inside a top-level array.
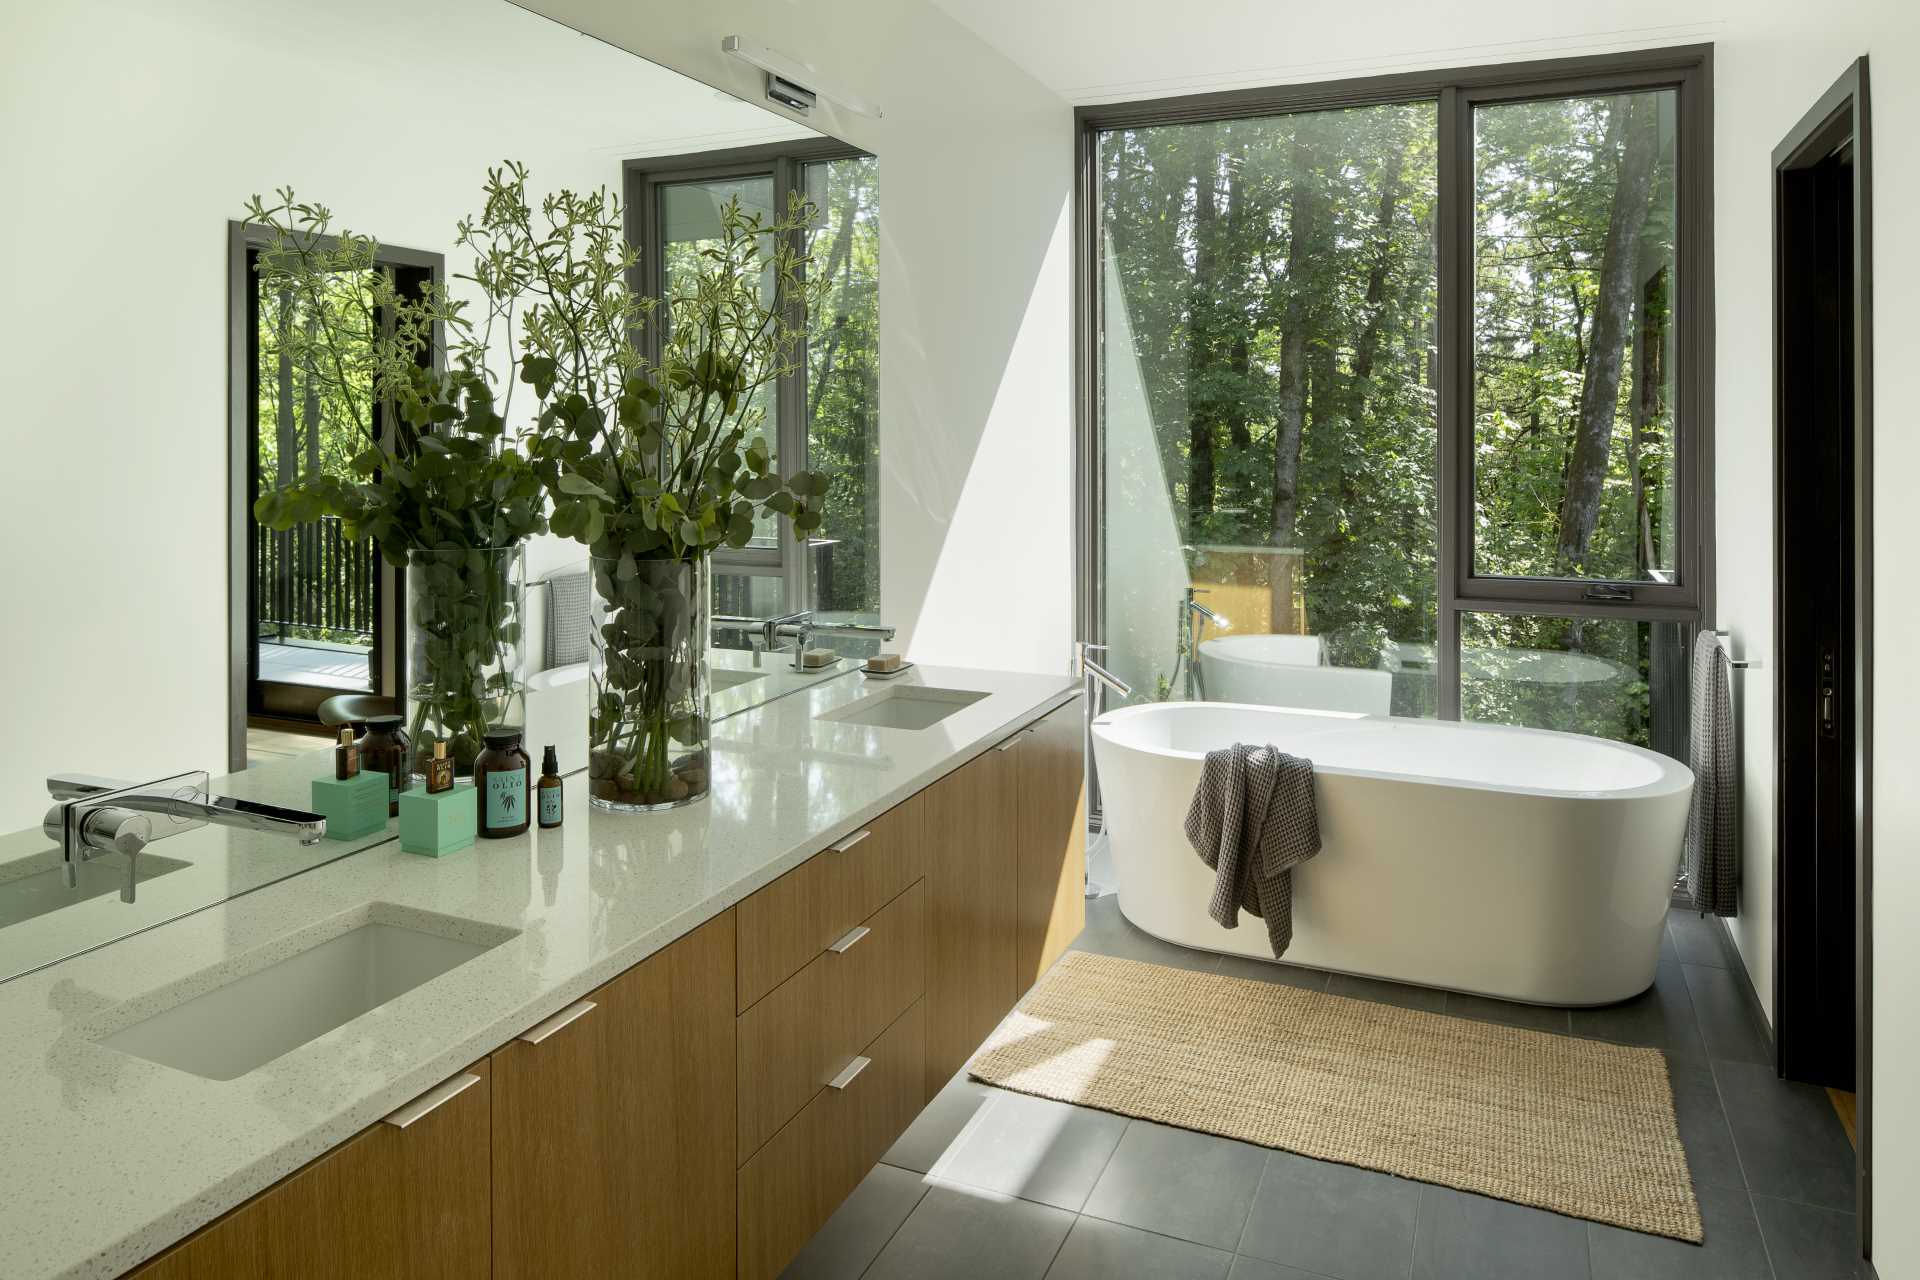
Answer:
[
  {"left": 738, "top": 880, "right": 926, "bottom": 1162},
  {"left": 737, "top": 999, "right": 926, "bottom": 1280},
  {"left": 736, "top": 794, "right": 925, "bottom": 1012}
]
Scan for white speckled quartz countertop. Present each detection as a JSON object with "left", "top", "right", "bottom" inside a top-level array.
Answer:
[{"left": 0, "top": 664, "right": 1077, "bottom": 1280}]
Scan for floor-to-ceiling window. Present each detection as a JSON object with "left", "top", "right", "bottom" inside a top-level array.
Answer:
[
  {"left": 631, "top": 144, "right": 881, "bottom": 647},
  {"left": 1081, "top": 48, "right": 1710, "bottom": 759}
]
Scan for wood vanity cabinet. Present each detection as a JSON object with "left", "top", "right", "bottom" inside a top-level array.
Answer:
[
  {"left": 921, "top": 739, "right": 1022, "bottom": 1098},
  {"left": 489, "top": 910, "right": 737, "bottom": 1280},
  {"left": 122, "top": 697, "right": 1086, "bottom": 1280},
  {"left": 1014, "top": 696, "right": 1088, "bottom": 992},
  {"left": 126, "top": 1062, "right": 492, "bottom": 1280}
]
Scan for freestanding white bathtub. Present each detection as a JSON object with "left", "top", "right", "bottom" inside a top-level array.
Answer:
[{"left": 1092, "top": 702, "right": 1695, "bottom": 1006}]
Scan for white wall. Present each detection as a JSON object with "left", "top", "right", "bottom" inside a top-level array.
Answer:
[
  {"left": 514, "top": 0, "right": 1078, "bottom": 679},
  {"left": 0, "top": 0, "right": 813, "bottom": 829},
  {"left": 930, "top": 1, "right": 1920, "bottom": 1271}
]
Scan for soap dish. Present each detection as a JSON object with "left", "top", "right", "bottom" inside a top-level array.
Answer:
[{"left": 862, "top": 661, "right": 917, "bottom": 680}]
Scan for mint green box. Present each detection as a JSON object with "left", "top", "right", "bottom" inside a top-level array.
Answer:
[
  {"left": 398, "top": 781, "right": 477, "bottom": 857},
  {"left": 310, "top": 771, "right": 390, "bottom": 841}
]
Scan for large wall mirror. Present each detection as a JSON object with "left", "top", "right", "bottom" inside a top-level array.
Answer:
[{"left": 0, "top": 0, "right": 878, "bottom": 981}]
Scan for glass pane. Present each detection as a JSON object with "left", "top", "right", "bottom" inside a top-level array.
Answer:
[
  {"left": 1096, "top": 104, "right": 1440, "bottom": 716},
  {"left": 252, "top": 265, "right": 378, "bottom": 694},
  {"left": 1460, "top": 611, "right": 1689, "bottom": 753},
  {"left": 1472, "top": 90, "right": 1679, "bottom": 582},
  {"left": 803, "top": 155, "right": 881, "bottom": 626},
  {"left": 660, "top": 176, "right": 780, "bottom": 546}
]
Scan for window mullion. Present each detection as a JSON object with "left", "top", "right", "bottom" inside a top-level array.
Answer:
[{"left": 1436, "top": 85, "right": 1466, "bottom": 721}]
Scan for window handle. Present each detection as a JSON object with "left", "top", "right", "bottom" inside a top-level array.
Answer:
[{"left": 1583, "top": 583, "right": 1634, "bottom": 602}]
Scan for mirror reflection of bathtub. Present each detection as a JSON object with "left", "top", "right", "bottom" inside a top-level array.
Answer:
[
  {"left": 1092, "top": 700, "right": 1693, "bottom": 1006},
  {"left": 1198, "top": 634, "right": 1392, "bottom": 715},
  {"left": 1198, "top": 634, "right": 1626, "bottom": 718}
]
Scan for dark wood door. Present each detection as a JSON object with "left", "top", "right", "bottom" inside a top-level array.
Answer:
[{"left": 1775, "top": 142, "right": 1858, "bottom": 1091}]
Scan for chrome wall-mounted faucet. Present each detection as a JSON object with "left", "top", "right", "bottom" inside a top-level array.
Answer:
[
  {"left": 43, "top": 773, "right": 328, "bottom": 905},
  {"left": 1075, "top": 642, "right": 1133, "bottom": 712}
]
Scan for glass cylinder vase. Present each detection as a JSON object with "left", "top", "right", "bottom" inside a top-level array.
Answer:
[
  {"left": 404, "top": 544, "right": 526, "bottom": 778},
  {"left": 588, "top": 553, "right": 710, "bottom": 812}
]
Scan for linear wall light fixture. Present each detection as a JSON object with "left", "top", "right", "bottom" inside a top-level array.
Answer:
[{"left": 721, "top": 35, "right": 884, "bottom": 120}]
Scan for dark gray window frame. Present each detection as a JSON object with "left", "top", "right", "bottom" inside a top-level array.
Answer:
[
  {"left": 1074, "top": 44, "right": 1716, "bottom": 728},
  {"left": 623, "top": 138, "right": 873, "bottom": 613},
  {"left": 225, "top": 222, "right": 444, "bottom": 771}
]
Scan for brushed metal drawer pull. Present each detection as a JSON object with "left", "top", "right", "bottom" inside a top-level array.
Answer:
[
  {"left": 517, "top": 999, "right": 597, "bottom": 1045},
  {"left": 826, "top": 1056, "right": 872, "bottom": 1090},
  {"left": 830, "top": 829, "right": 871, "bottom": 853},
  {"left": 381, "top": 1072, "right": 481, "bottom": 1130},
  {"left": 995, "top": 734, "right": 1024, "bottom": 752},
  {"left": 827, "top": 925, "right": 871, "bottom": 954}
]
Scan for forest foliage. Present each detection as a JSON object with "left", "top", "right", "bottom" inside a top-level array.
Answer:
[{"left": 1098, "top": 89, "right": 1680, "bottom": 744}]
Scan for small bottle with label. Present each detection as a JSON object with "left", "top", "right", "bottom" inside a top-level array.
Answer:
[
  {"left": 333, "top": 727, "right": 360, "bottom": 780},
  {"left": 425, "top": 739, "right": 455, "bottom": 795},
  {"left": 474, "top": 727, "right": 531, "bottom": 839},
  {"left": 538, "top": 745, "right": 564, "bottom": 829}
]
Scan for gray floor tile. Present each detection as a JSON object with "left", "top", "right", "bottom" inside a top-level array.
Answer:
[
  {"left": 1212, "top": 953, "right": 1329, "bottom": 990},
  {"left": 1074, "top": 897, "right": 1222, "bottom": 973},
  {"left": 884, "top": 1072, "right": 997, "bottom": 1174},
  {"left": 1410, "top": 1187, "right": 1589, "bottom": 1280},
  {"left": 1237, "top": 1151, "right": 1418, "bottom": 1280},
  {"left": 1083, "top": 1121, "right": 1267, "bottom": 1251},
  {"left": 1715, "top": 1061, "right": 1857, "bottom": 1211},
  {"left": 1326, "top": 973, "right": 1446, "bottom": 1013},
  {"left": 865, "top": 1181, "right": 1075, "bottom": 1280},
  {"left": 926, "top": 1088, "right": 1127, "bottom": 1211},
  {"left": 1665, "top": 1055, "right": 1747, "bottom": 1192},
  {"left": 1569, "top": 962, "right": 1707, "bottom": 1059},
  {"left": 1668, "top": 909, "right": 1734, "bottom": 968},
  {"left": 1752, "top": 1195, "right": 1860, "bottom": 1280},
  {"left": 1660, "top": 921, "right": 1680, "bottom": 964},
  {"left": 781, "top": 1164, "right": 929, "bottom": 1280},
  {"left": 1227, "top": 1257, "right": 1336, "bottom": 1280},
  {"left": 1681, "top": 964, "right": 1771, "bottom": 1064},
  {"left": 1043, "top": 1217, "right": 1234, "bottom": 1280},
  {"left": 1442, "top": 992, "right": 1571, "bottom": 1034},
  {"left": 1587, "top": 1182, "right": 1770, "bottom": 1279}
]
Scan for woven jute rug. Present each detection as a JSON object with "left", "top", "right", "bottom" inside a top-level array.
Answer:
[{"left": 968, "top": 951, "right": 1702, "bottom": 1243}]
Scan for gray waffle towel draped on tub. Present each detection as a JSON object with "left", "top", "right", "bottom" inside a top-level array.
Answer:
[
  {"left": 1686, "top": 630, "right": 1737, "bottom": 916},
  {"left": 1183, "top": 744, "right": 1321, "bottom": 958}
]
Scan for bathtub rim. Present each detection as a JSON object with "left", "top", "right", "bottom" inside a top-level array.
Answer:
[{"left": 1091, "top": 701, "right": 1693, "bottom": 803}]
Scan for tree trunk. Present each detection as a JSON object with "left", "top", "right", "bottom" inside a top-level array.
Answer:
[
  {"left": 804, "top": 167, "right": 864, "bottom": 437},
  {"left": 1270, "top": 124, "right": 1321, "bottom": 629},
  {"left": 302, "top": 310, "right": 321, "bottom": 481},
  {"left": 1556, "top": 94, "right": 1660, "bottom": 572},
  {"left": 1184, "top": 157, "right": 1219, "bottom": 525},
  {"left": 275, "top": 290, "right": 295, "bottom": 490}
]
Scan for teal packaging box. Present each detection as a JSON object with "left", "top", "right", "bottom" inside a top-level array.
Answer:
[
  {"left": 310, "top": 770, "right": 390, "bottom": 841},
  {"left": 398, "top": 781, "right": 477, "bottom": 857}
]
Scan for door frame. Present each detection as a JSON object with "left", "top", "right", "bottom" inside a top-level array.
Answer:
[
  {"left": 226, "top": 223, "right": 443, "bottom": 771},
  {"left": 1770, "top": 55, "right": 1873, "bottom": 1267}
]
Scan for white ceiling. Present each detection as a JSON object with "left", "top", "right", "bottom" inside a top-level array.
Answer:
[{"left": 928, "top": 0, "right": 1725, "bottom": 104}]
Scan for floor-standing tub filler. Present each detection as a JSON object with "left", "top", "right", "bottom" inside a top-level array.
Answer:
[{"left": 1092, "top": 702, "right": 1695, "bottom": 1006}]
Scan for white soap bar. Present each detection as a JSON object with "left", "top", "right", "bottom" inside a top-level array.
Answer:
[{"left": 801, "top": 647, "right": 838, "bottom": 669}]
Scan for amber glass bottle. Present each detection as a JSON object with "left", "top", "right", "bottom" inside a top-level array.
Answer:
[
  {"left": 474, "top": 728, "right": 532, "bottom": 839},
  {"left": 356, "top": 714, "right": 411, "bottom": 816}
]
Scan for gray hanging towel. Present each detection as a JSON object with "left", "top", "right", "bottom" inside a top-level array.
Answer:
[
  {"left": 1686, "top": 630, "right": 1737, "bottom": 917},
  {"left": 1183, "top": 744, "right": 1321, "bottom": 957}
]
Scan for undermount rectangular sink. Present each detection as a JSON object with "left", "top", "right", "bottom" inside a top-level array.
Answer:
[
  {"left": 99, "top": 911, "right": 509, "bottom": 1080},
  {"left": 815, "top": 686, "right": 989, "bottom": 731},
  {"left": 712, "top": 669, "right": 764, "bottom": 692}
]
